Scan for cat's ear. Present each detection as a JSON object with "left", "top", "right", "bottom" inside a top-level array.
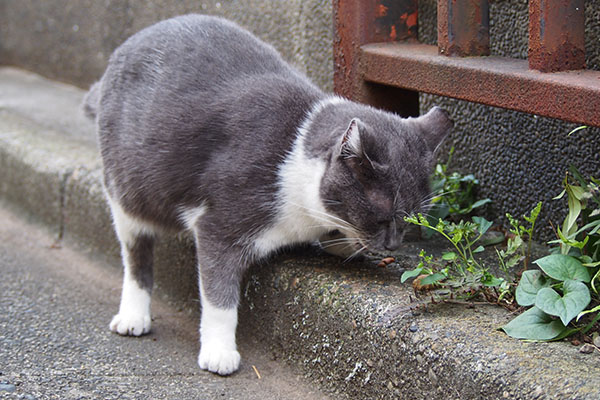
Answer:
[
  {"left": 339, "top": 118, "right": 389, "bottom": 173},
  {"left": 413, "top": 106, "right": 453, "bottom": 153},
  {"left": 339, "top": 118, "right": 363, "bottom": 159}
]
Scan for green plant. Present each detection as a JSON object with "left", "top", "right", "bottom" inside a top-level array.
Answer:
[
  {"left": 496, "top": 202, "right": 542, "bottom": 272},
  {"left": 502, "top": 169, "right": 600, "bottom": 341},
  {"left": 427, "top": 147, "right": 491, "bottom": 226},
  {"left": 402, "top": 214, "right": 512, "bottom": 303}
]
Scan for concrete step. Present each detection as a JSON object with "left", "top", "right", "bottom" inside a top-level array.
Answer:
[{"left": 1, "top": 66, "right": 599, "bottom": 399}]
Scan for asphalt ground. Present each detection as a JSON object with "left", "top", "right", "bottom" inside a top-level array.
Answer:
[{"left": 0, "top": 204, "right": 328, "bottom": 400}]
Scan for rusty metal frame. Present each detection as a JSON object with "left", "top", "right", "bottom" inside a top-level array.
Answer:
[
  {"left": 333, "top": 0, "right": 420, "bottom": 117},
  {"left": 333, "top": 0, "right": 600, "bottom": 127},
  {"left": 438, "top": 0, "right": 489, "bottom": 57},
  {"left": 529, "top": 0, "right": 585, "bottom": 72}
]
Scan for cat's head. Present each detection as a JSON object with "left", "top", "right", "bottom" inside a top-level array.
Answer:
[{"left": 319, "top": 106, "right": 452, "bottom": 254}]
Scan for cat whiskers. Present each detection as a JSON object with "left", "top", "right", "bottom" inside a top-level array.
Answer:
[
  {"left": 318, "top": 236, "right": 363, "bottom": 249},
  {"left": 289, "top": 201, "right": 362, "bottom": 237},
  {"left": 322, "top": 198, "right": 343, "bottom": 206},
  {"left": 420, "top": 189, "right": 457, "bottom": 209},
  {"left": 343, "top": 244, "right": 368, "bottom": 263}
]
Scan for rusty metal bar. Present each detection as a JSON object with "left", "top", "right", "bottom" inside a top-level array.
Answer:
[
  {"left": 438, "top": 0, "right": 490, "bottom": 57},
  {"left": 359, "top": 42, "right": 600, "bottom": 126},
  {"left": 333, "top": 0, "right": 419, "bottom": 116},
  {"left": 529, "top": 0, "right": 585, "bottom": 72}
]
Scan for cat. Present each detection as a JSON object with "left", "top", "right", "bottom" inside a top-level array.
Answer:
[{"left": 83, "top": 14, "right": 452, "bottom": 376}]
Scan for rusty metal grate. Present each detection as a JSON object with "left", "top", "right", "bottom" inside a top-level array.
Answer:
[{"left": 333, "top": 0, "right": 600, "bottom": 127}]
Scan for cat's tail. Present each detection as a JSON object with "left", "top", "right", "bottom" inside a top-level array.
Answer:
[{"left": 82, "top": 81, "right": 101, "bottom": 120}]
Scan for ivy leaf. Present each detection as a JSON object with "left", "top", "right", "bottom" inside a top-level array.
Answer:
[
  {"left": 515, "top": 270, "right": 551, "bottom": 306},
  {"left": 501, "top": 306, "right": 567, "bottom": 341},
  {"left": 534, "top": 280, "right": 591, "bottom": 326},
  {"left": 534, "top": 255, "right": 590, "bottom": 283}
]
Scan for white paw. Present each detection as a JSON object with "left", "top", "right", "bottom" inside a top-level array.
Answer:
[
  {"left": 198, "top": 347, "right": 241, "bottom": 376},
  {"left": 109, "top": 312, "right": 151, "bottom": 336}
]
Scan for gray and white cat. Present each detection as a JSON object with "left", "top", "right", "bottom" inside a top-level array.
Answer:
[{"left": 83, "top": 14, "right": 452, "bottom": 376}]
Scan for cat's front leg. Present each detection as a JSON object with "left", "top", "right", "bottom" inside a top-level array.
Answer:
[
  {"left": 198, "top": 291, "right": 240, "bottom": 375},
  {"left": 194, "top": 235, "right": 244, "bottom": 375}
]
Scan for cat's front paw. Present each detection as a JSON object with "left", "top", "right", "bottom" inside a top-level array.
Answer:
[
  {"left": 109, "top": 312, "right": 151, "bottom": 336},
  {"left": 198, "top": 347, "right": 241, "bottom": 376}
]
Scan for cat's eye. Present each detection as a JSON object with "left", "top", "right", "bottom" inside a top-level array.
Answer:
[{"left": 378, "top": 219, "right": 393, "bottom": 228}]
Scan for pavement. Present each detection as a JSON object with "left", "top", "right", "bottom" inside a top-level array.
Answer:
[
  {"left": 0, "top": 205, "right": 327, "bottom": 400},
  {"left": 2, "top": 66, "right": 600, "bottom": 399}
]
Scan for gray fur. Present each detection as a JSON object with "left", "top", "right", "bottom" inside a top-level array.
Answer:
[
  {"left": 126, "top": 234, "right": 154, "bottom": 292},
  {"left": 85, "top": 14, "right": 452, "bottom": 311}
]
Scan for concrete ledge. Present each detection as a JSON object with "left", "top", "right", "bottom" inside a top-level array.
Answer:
[{"left": 2, "top": 67, "right": 600, "bottom": 399}]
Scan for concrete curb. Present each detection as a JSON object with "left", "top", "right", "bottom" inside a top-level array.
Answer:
[{"left": 2, "top": 67, "right": 599, "bottom": 399}]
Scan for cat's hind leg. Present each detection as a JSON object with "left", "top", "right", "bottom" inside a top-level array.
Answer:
[{"left": 107, "top": 196, "right": 155, "bottom": 336}]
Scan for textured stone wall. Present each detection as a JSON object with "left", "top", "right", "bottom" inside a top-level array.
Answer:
[
  {"left": 0, "top": 0, "right": 334, "bottom": 91},
  {"left": 418, "top": 0, "right": 600, "bottom": 240}
]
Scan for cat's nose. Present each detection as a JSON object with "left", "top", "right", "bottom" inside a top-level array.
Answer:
[
  {"left": 384, "top": 242, "right": 400, "bottom": 252},
  {"left": 383, "top": 236, "right": 402, "bottom": 252},
  {"left": 383, "top": 230, "right": 404, "bottom": 252}
]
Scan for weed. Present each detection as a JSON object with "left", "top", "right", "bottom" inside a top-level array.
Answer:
[
  {"left": 502, "top": 168, "right": 600, "bottom": 341},
  {"left": 426, "top": 147, "right": 491, "bottom": 236},
  {"left": 402, "top": 214, "right": 513, "bottom": 305}
]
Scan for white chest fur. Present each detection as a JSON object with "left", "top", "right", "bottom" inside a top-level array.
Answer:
[
  {"left": 252, "top": 97, "right": 350, "bottom": 258},
  {"left": 252, "top": 133, "right": 330, "bottom": 257}
]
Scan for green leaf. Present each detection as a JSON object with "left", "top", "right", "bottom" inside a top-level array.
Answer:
[
  {"left": 400, "top": 267, "right": 423, "bottom": 283},
  {"left": 506, "top": 235, "right": 524, "bottom": 254},
  {"left": 473, "top": 246, "right": 485, "bottom": 253},
  {"left": 567, "top": 125, "right": 588, "bottom": 136},
  {"left": 563, "top": 185, "right": 582, "bottom": 237},
  {"left": 515, "top": 270, "right": 551, "bottom": 306},
  {"left": 480, "top": 232, "right": 504, "bottom": 246},
  {"left": 582, "top": 312, "right": 600, "bottom": 334},
  {"left": 419, "top": 272, "right": 446, "bottom": 286},
  {"left": 505, "top": 253, "right": 523, "bottom": 269},
  {"left": 534, "top": 280, "right": 591, "bottom": 325},
  {"left": 553, "top": 189, "right": 566, "bottom": 200},
  {"left": 442, "top": 252, "right": 457, "bottom": 261},
  {"left": 570, "top": 185, "right": 587, "bottom": 201},
  {"left": 546, "top": 327, "right": 582, "bottom": 342},
  {"left": 556, "top": 226, "right": 588, "bottom": 249},
  {"left": 524, "top": 202, "right": 543, "bottom": 224},
  {"left": 534, "top": 254, "right": 590, "bottom": 282},
  {"left": 577, "top": 303, "right": 600, "bottom": 321},
  {"left": 502, "top": 306, "right": 567, "bottom": 341},
  {"left": 482, "top": 275, "right": 504, "bottom": 287},
  {"left": 472, "top": 216, "right": 493, "bottom": 236},
  {"left": 450, "top": 230, "right": 463, "bottom": 245},
  {"left": 470, "top": 198, "right": 492, "bottom": 210},
  {"left": 591, "top": 268, "right": 600, "bottom": 294}
]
